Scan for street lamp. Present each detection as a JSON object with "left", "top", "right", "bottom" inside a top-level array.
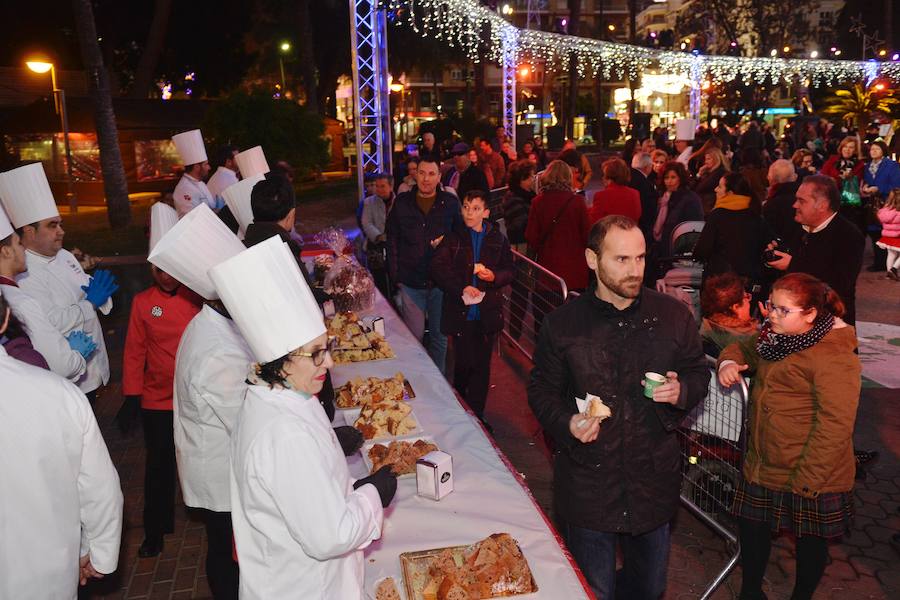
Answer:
[
  {"left": 26, "top": 59, "right": 76, "bottom": 213},
  {"left": 278, "top": 41, "right": 291, "bottom": 98}
]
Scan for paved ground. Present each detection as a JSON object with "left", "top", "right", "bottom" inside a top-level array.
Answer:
[{"left": 73, "top": 190, "right": 898, "bottom": 599}]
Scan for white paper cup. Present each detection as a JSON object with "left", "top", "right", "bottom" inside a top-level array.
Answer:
[{"left": 643, "top": 372, "right": 666, "bottom": 398}]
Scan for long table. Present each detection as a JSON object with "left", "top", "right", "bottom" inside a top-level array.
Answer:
[{"left": 329, "top": 290, "right": 594, "bottom": 599}]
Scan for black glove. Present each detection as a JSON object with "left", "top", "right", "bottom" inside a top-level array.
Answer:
[
  {"left": 334, "top": 425, "right": 364, "bottom": 456},
  {"left": 353, "top": 465, "right": 398, "bottom": 507},
  {"left": 115, "top": 395, "right": 142, "bottom": 435}
]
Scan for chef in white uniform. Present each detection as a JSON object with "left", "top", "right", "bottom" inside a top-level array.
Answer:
[
  {"left": 0, "top": 203, "right": 94, "bottom": 380},
  {"left": 148, "top": 203, "right": 249, "bottom": 600},
  {"left": 209, "top": 236, "right": 396, "bottom": 600},
  {"left": 221, "top": 146, "right": 270, "bottom": 239},
  {"left": 0, "top": 306, "right": 123, "bottom": 600},
  {"left": 172, "top": 129, "right": 218, "bottom": 218},
  {"left": 0, "top": 163, "right": 115, "bottom": 400},
  {"left": 207, "top": 145, "right": 240, "bottom": 205},
  {"left": 674, "top": 118, "right": 697, "bottom": 167}
]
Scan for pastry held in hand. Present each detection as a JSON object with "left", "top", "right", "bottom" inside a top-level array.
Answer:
[{"left": 575, "top": 393, "right": 612, "bottom": 422}]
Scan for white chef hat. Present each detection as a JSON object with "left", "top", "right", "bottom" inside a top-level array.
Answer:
[
  {"left": 221, "top": 174, "right": 264, "bottom": 239},
  {"left": 148, "top": 201, "right": 179, "bottom": 253},
  {"left": 0, "top": 201, "right": 13, "bottom": 240},
  {"left": 172, "top": 129, "right": 208, "bottom": 165},
  {"left": 0, "top": 163, "right": 60, "bottom": 228},
  {"left": 209, "top": 235, "right": 325, "bottom": 364},
  {"left": 148, "top": 203, "right": 245, "bottom": 299},
  {"left": 675, "top": 119, "right": 697, "bottom": 141},
  {"left": 234, "top": 146, "right": 270, "bottom": 179}
]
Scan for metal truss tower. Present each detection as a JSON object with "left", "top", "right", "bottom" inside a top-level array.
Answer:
[
  {"left": 349, "top": 0, "right": 393, "bottom": 200},
  {"left": 501, "top": 26, "right": 518, "bottom": 150}
]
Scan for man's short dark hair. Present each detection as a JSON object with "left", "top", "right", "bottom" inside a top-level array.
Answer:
[
  {"left": 801, "top": 174, "right": 840, "bottom": 212},
  {"left": 418, "top": 156, "right": 440, "bottom": 170},
  {"left": 251, "top": 173, "right": 296, "bottom": 222},
  {"left": 214, "top": 145, "right": 239, "bottom": 168},
  {"left": 373, "top": 172, "right": 393, "bottom": 185},
  {"left": 588, "top": 215, "right": 639, "bottom": 255},
  {"left": 463, "top": 190, "right": 487, "bottom": 206}
]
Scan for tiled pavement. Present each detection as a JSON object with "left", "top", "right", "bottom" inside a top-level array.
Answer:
[{"left": 77, "top": 243, "right": 898, "bottom": 600}]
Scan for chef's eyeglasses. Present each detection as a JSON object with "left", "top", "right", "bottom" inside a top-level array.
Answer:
[
  {"left": 764, "top": 301, "right": 807, "bottom": 318},
  {"left": 290, "top": 339, "right": 337, "bottom": 366}
]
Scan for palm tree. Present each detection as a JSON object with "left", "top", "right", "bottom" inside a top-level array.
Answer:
[
  {"left": 821, "top": 82, "right": 900, "bottom": 135},
  {"left": 129, "top": 0, "right": 173, "bottom": 99},
  {"left": 72, "top": 0, "right": 131, "bottom": 228}
]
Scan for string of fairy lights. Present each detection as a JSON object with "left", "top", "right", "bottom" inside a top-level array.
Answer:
[{"left": 385, "top": 0, "right": 900, "bottom": 86}]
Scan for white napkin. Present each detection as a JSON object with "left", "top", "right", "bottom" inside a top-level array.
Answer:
[{"left": 462, "top": 290, "right": 486, "bottom": 305}]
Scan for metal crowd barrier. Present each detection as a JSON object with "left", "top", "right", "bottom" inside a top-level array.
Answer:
[
  {"left": 677, "top": 356, "right": 750, "bottom": 599},
  {"left": 500, "top": 249, "right": 570, "bottom": 361},
  {"left": 487, "top": 186, "right": 508, "bottom": 216}
]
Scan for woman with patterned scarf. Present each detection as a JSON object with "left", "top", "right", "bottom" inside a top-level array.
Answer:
[{"left": 717, "top": 272, "right": 861, "bottom": 600}]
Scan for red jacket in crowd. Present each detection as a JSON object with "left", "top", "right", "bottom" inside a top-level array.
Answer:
[
  {"left": 589, "top": 182, "right": 642, "bottom": 224},
  {"left": 123, "top": 285, "right": 201, "bottom": 410},
  {"left": 525, "top": 188, "right": 591, "bottom": 291},
  {"left": 820, "top": 155, "right": 865, "bottom": 187}
]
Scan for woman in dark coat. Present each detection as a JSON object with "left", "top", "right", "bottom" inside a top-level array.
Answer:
[
  {"left": 692, "top": 147, "right": 729, "bottom": 215},
  {"left": 652, "top": 161, "right": 704, "bottom": 258},
  {"left": 500, "top": 160, "right": 536, "bottom": 250},
  {"left": 693, "top": 172, "right": 772, "bottom": 292}
]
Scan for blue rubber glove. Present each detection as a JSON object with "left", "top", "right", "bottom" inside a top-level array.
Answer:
[
  {"left": 67, "top": 330, "right": 98, "bottom": 359},
  {"left": 213, "top": 196, "right": 226, "bottom": 211},
  {"left": 80, "top": 269, "right": 119, "bottom": 308}
]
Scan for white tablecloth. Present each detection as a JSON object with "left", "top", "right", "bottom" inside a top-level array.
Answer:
[{"left": 330, "top": 291, "right": 593, "bottom": 599}]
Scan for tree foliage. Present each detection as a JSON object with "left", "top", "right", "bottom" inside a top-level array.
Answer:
[
  {"left": 202, "top": 91, "right": 329, "bottom": 178},
  {"left": 675, "top": 0, "right": 820, "bottom": 57},
  {"left": 820, "top": 83, "right": 900, "bottom": 133}
]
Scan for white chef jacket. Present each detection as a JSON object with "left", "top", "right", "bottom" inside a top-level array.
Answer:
[
  {"left": 207, "top": 166, "right": 239, "bottom": 203},
  {"left": 173, "top": 305, "right": 253, "bottom": 511},
  {"left": 174, "top": 173, "right": 217, "bottom": 218},
  {"left": 676, "top": 146, "right": 693, "bottom": 166},
  {"left": 0, "top": 281, "right": 86, "bottom": 381},
  {"left": 0, "top": 345, "right": 123, "bottom": 600},
  {"left": 231, "top": 384, "right": 383, "bottom": 600},
  {"left": 16, "top": 249, "right": 111, "bottom": 393}
]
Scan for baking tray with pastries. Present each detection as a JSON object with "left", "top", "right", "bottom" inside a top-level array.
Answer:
[
  {"left": 363, "top": 437, "right": 439, "bottom": 477},
  {"left": 335, "top": 373, "right": 415, "bottom": 409},
  {"left": 400, "top": 533, "right": 537, "bottom": 600},
  {"left": 326, "top": 311, "right": 395, "bottom": 363}
]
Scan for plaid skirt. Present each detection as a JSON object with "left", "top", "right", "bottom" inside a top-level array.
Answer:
[{"left": 730, "top": 479, "right": 853, "bottom": 539}]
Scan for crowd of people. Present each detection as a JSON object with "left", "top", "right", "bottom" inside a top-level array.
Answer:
[{"left": 0, "top": 113, "right": 892, "bottom": 600}]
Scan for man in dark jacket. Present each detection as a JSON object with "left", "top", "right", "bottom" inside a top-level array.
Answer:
[
  {"left": 387, "top": 157, "right": 462, "bottom": 374},
  {"left": 528, "top": 215, "right": 709, "bottom": 600},
  {"left": 765, "top": 175, "right": 864, "bottom": 325},
  {"left": 763, "top": 159, "right": 802, "bottom": 240},
  {"left": 628, "top": 152, "right": 659, "bottom": 244},
  {"left": 430, "top": 190, "right": 514, "bottom": 427},
  {"left": 442, "top": 142, "right": 489, "bottom": 200}
]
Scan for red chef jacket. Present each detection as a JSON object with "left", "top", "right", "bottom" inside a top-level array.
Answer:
[{"left": 123, "top": 285, "right": 201, "bottom": 410}]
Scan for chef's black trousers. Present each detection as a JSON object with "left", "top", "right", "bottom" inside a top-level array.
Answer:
[
  {"left": 141, "top": 409, "right": 176, "bottom": 541},
  {"left": 198, "top": 509, "right": 239, "bottom": 600},
  {"left": 452, "top": 320, "right": 496, "bottom": 419}
]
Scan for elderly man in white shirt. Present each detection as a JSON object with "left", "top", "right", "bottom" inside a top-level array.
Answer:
[
  {"left": 172, "top": 129, "right": 219, "bottom": 217},
  {"left": 0, "top": 308, "right": 123, "bottom": 600},
  {"left": 149, "top": 204, "right": 250, "bottom": 599},
  {"left": 0, "top": 163, "right": 115, "bottom": 401}
]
